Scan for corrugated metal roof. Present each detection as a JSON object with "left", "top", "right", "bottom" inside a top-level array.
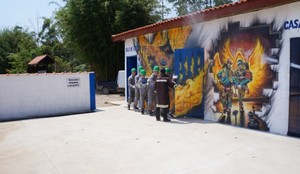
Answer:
[{"left": 112, "top": 0, "right": 298, "bottom": 42}]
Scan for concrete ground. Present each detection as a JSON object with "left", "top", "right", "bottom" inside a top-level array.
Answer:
[
  {"left": 1, "top": 104, "right": 300, "bottom": 174},
  {"left": 95, "top": 93, "right": 124, "bottom": 108}
]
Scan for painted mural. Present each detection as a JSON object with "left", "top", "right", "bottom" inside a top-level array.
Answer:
[
  {"left": 133, "top": 26, "right": 208, "bottom": 117},
  {"left": 133, "top": 21, "right": 282, "bottom": 128},
  {"left": 210, "top": 22, "right": 281, "bottom": 131},
  {"left": 174, "top": 48, "right": 206, "bottom": 117},
  {"left": 134, "top": 26, "right": 192, "bottom": 77},
  {"left": 133, "top": 21, "right": 282, "bottom": 125},
  {"left": 127, "top": 1, "right": 300, "bottom": 135}
]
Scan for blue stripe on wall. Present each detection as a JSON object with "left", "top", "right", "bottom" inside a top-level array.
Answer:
[
  {"left": 174, "top": 49, "right": 181, "bottom": 76},
  {"left": 89, "top": 72, "right": 96, "bottom": 111}
]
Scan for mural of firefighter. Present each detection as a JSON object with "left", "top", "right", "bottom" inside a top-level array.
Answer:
[
  {"left": 210, "top": 22, "right": 281, "bottom": 131},
  {"left": 132, "top": 20, "right": 283, "bottom": 131},
  {"left": 120, "top": 1, "right": 300, "bottom": 135}
]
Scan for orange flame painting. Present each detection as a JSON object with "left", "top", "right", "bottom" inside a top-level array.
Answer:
[
  {"left": 137, "top": 26, "right": 192, "bottom": 76},
  {"left": 212, "top": 38, "right": 275, "bottom": 98}
]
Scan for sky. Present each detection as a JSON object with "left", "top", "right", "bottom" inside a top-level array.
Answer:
[
  {"left": 0, "top": 0, "right": 175, "bottom": 32},
  {"left": 0, "top": 0, "right": 64, "bottom": 32}
]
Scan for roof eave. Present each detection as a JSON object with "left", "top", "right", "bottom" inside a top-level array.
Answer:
[{"left": 112, "top": 0, "right": 298, "bottom": 42}]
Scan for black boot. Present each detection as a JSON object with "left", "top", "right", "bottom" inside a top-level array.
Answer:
[
  {"left": 148, "top": 111, "right": 155, "bottom": 116},
  {"left": 134, "top": 107, "right": 140, "bottom": 112},
  {"left": 226, "top": 111, "right": 231, "bottom": 124},
  {"left": 163, "top": 116, "right": 171, "bottom": 122},
  {"left": 162, "top": 109, "right": 171, "bottom": 122},
  {"left": 155, "top": 108, "right": 160, "bottom": 121},
  {"left": 128, "top": 104, "right": 130, "bottom": 110},
  {"left": 163, "top": 118, "right": 171, "bottom": 122},
  {"left": 141, "top": 110, "right": 144, "bottom": 115}
]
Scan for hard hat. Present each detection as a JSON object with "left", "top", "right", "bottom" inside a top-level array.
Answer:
[
  {"left": 165, "top": 67, "right": 171, "bottom": 73},
  {"left": 153, "top": 66, "right": 159, "bottom": 72},
  {"left": 140, "top": 69, "right": 146, "bottom": 76},
  {"left": 237, "top": 59, "right": 243, "bottom": 66},
  {"left": 131, "top": 68, "right": 136, "bottom": 72},
  {"left": 138, "top": 66, "right": 143, "bottom": 72}
]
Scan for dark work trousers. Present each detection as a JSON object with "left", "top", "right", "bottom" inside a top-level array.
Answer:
[{"left": 155, "top": 107, "right": 168, "bottom": 121}]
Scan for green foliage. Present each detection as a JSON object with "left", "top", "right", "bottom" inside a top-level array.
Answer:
[
  {"left": 55, "top": 0, "right": 161, "bottom": 81},
  {"left": 214, "top": 0, "right": 233, "bottom": 7},
  {"left": 155, "top": 0, "right": 172, "bottom": 20},
  {"left": 37, "top": 17, "right": 85, "bottom": 73},
  {"left": 0, "top": 17, "right": 86, "bottom": 74},
  {"left": 0, "top": 26, "right": 40, "bottom": 73},
  {"left": 167, "top": 0, "right": 203, "bottom": 15},
  {"left": 115, "top": 0, "right": 161, "bottom": 32},
  {"left": 8, "top": 37, "right": 41, "bottom": 74},
  {"left": 0, "top": 27, "right": 29, "bottom": 73},
  {"left": 53, "top": 56, "right": 71, "bottom": 72},
  {"left": 0, "top": 0, "right": 168, "bottom": 77},
  {"left": 168, "top": 0, "right": 234, "bottom": 15}
]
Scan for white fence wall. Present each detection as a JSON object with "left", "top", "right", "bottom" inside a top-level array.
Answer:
[{"left": 0, "top": 72, "right": 96, "bottom": 121}]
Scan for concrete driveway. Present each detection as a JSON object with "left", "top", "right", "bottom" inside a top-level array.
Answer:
[{"left": 1, "top": 105, "right": 300, "bottom": 174}]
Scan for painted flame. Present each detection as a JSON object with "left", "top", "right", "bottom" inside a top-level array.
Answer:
[
  {"left": 213, "top": 38, "right": 273, "bottom": 98},
  {"left": 174, "top": 60, "right": 209, "bottom": 116},
  {"left": 137, "top": 26, "right": 192, "bottom": 76}
]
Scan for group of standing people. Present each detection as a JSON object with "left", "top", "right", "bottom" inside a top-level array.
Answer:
[{"left": 127, "top": 65, "right": 176, "bottom": 122}]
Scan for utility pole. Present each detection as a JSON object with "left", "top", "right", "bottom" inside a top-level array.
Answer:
[{"left": 162, "top": 0, "right": 164, "bottom": 20}]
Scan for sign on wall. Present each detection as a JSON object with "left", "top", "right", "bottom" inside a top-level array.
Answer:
[
  {"left": 284, "top": 19, "right": 300, "bottom": 30},
  {"left": 67, "top": 78, "right": 80, "bottom": 87}
]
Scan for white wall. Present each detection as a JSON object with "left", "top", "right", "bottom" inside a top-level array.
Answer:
[
  {"left": 190, "top": 1, "right": 300, "bottom": 135},
  {"left": 124, "top": 38, "right": 138, "bottom": 101},
  {"left": 0, "top": 72, "right": 95, "bottom": 121},
  {"left": 123, "top": 1, "right": 300, "bottom": 135},
  {"left": 125, "top": 39, "right": 137, "bottom": 57}
]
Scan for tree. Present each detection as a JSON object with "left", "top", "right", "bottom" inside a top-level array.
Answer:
[
  {"left": 37, "top": 17, "right": 83, "bottom": 72},
  {"left": 168, "top": 0, "right": 234, "bottom": 15},
  {"left": 55, "top": 0, "right": 161, "bottom": 81},
  {"left": 0, "top": 26, "right": 40, "bottom": 73},
  {"left": 155, "top": 0, "right": 172, "bottom": 20},
  {"left": 167, "top": 0, "right": 204, "bottom": 15},
  {"left": 0, "top": 27, "right": 22, "bottom": 73},
  {"left": 115, "top": 0, "right": 161, "bottom": 32},
  {"left": 2, "top": 17, "right": 85, "bottom": 74},
  {"left": 214, "top": 0, "right": 234, "bottom": 6},
  {"left": 8, "top": 33, "right": 41, "bottom": 74}
]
